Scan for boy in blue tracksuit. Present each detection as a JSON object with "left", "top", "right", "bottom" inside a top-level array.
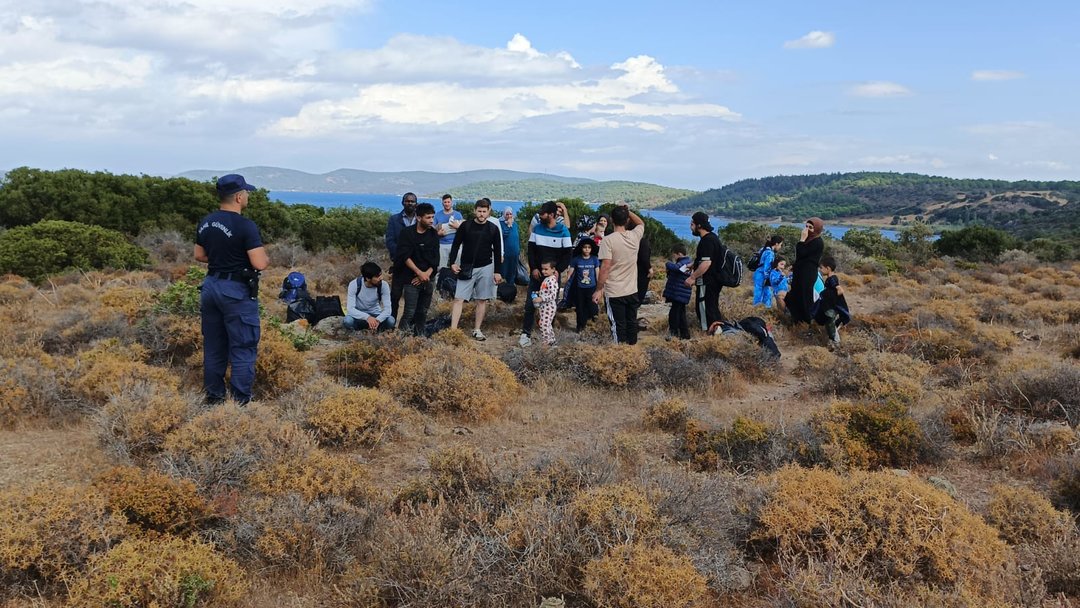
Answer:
[{"left": 663, "top": 243, "right": 693, "bottom": 339}]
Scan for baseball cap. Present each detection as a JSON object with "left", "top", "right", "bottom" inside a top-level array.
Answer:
[
  {"left": 691, "top": 211, "right": 713, "bottom": 231},
  {"left": 216, "top": 174, "right": 257, "bottom": 197}
]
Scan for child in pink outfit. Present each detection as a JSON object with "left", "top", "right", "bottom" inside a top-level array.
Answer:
[{"left": 532, "top": 260, "right": 560, "bottom": 345}]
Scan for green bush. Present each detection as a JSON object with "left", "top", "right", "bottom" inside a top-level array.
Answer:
[
  {"left": 155, "top": 266, "right": 207, "bottom": 316},
  {"left": 841, "top": 226, "right": 897, "bottom": 259},
  {"left": 935, "top": 225, "right": 1016, "bottom": 262},
  {"left": 0, "top": 220, "right": 149, "bottom": 281}
]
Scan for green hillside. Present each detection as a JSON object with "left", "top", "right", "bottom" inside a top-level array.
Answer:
[
  {"left": 437, "top": 179, "right": 697, "bottom": 209},
  {"left": 662, "top": 172, "right": 1080, "bottom": 240},
  {"left": 175, "top": 167, "right": 595, "bottom": 194}
]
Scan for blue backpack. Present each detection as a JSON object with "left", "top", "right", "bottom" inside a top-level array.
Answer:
[{"left": 279, "top": 271, "right": 309, "bottom": 303}]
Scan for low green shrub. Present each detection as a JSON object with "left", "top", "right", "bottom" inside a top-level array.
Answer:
[{"left": 0, "top": 220, "right": 148, "bottom": 282}]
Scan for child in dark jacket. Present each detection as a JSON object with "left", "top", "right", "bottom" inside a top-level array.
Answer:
[
  {"left": 813, "top": 255, "right": 851, "bottom": 347},
  {"left": 662, "top": 243, "right": 693, "bottom": 339},
  {"left": 566, "top": 238, "right": 601, "bottom": 331}
]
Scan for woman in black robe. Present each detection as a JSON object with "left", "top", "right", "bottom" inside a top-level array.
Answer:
[{"left": 784, "top": 217, "right": 825, "bottom": 324}]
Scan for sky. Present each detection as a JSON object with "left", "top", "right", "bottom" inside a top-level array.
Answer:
[{"left": 1, "top": 0, "right": 1077, "bottom": 190}]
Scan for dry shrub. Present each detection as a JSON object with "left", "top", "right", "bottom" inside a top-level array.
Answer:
[
  {"left": 66, "top": 535, "right": 248, "bottom": 608},
  {"left": 99, "top": 285, "right": 156, "bottom": 320},
  {"left": 413, "top": 445, "right": 498, "bottom": 505},
  {"left": 72, "top": 341, "right": 179, "bottom": 407},
  {"left": 0, "top": 354, "right": 75, "bottom": 425},
  {"left": 432, "top": 327, "right": 472, "bottom": 348},
  {"left": 583, "top": 544, "right": 710, "bottom": 608},
  {"left": 305, "top": 386, "right": 405, "bottom": 448},
  {"left": 580, "top": 343, "right": 650, "bottom": 388},
  {"left": 804, "top": 400, "right": 926, "bottom": 470},
  {"left": 792, "top": 346, "right": 837, "bottom": 378},
  {"left": 825, "top": 351, "right": 928, "bottom": 404},
  {"left": 1051, "top": 454, "right": 1080, "bottom": 513},
  {"left": 756, "top": 467, "right": 1021, "bottom": 605},
  {"left": 252, "top": 321, "right": 309, "bottom": 399},
  {"left": 987, "top": 362, "right": 1080, "bottom": 426},
  {"left": 986, "top": 484, "right": 1073, "bottom": 545},
  {"left": 137, "top": 313, "right": 203, "bottom": 364},
  {"left": 0, "top": 484, "right": 126, "bottom": 586},
  {"left": 93, "top": 466, "right": 208, "bottom": 535},
  {"left": 679, "top": 417, "right": 778, "bottom": 473},
  {"left": 643, "top": 397, "right": 690, "bottom": 432},
  {"left": 609, "top": 431, "right": 647, "bottom": 467},
  {"left": 162, "top": 404, "right": 316, "bottom": 492},
  {"left": 248, "top": 449, "right": 377, "bottom": 505},
  {"left": 96, "top": 386, "right": 194, "bottom": 460},
  {"left": 229, "top": 494, "right": 373, "bottom": 572},
  {"left": 321, "top": 332, "right": 423, "bottom": 387},
  {"left": 342, "top": 505, "right": 473, "bottom": 607},
  {"left": 381, "top": 345, "right": 522, "bottom": 420},
  {"left": 642, "top": 346, "right": 716, "bottom": 392},
  {"left": 570, "top": 483, "right": 659, "bottom": 549},
  {"left": 1022, "top": 298, "right": 1080, "bottom": 325}
]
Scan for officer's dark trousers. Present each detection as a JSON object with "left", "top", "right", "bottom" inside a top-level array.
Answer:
[
  {"left": 201, "top": 276, "right": 260, "bottom": 404},
  {"left": 605, "top": 294, "right": 640, "bottom": 345}
]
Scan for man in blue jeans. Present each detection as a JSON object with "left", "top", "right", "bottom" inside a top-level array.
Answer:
[{"left": 194, "top": 174, "right": 270, "bottom": 405}]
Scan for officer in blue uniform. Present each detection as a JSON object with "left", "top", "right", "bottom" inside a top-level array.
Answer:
[{"left": 194, "top": 174, "right": 270, "bottom": 405}]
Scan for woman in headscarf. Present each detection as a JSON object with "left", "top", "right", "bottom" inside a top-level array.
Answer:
[
  {"left": 784, "top": 217, "right": 825, "bottom": 324},
  {"left": 499, "top": 206, "right": 521, "bottom": 284}
]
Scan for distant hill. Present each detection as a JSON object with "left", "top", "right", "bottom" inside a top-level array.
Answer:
[
  {"left": 662, "top": 172, "right": 1080, "bottom": 239},
  {"left": 175, "top": 167, "right": 595, "bottom": 195},
  {"left": 437, "top": 179, "right": 697, "bottom": 209}
]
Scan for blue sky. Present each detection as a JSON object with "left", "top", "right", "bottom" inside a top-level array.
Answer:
[{"left": 1, "top": 0, "right": 1076, "bottom": 189}]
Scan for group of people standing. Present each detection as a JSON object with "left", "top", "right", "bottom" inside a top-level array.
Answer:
[{"left": 194, "top": 172, "right": 848, "bottom": 406}]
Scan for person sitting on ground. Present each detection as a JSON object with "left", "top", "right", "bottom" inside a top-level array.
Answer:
[
  {"left": 663, "top": 243, "right": 693, "bottom": 340},
  {"left": 448, "top": 198, "right": 504, "bottom": 341},
  {"left": 531, "top": 259, "right": 560, "bottom": 346},
  {"left": 566, "top": 237, "right": 601, "bottom": 332},
  {"left": 753, "top": 235, "right": 784, "bottom": 307},
  {"left": 344, "top": 262, "right": 395, "bottom": 332},
  {"left": 813, "top": 255, "right": 850, "bottom": 347},
  {"left": 767, "top": 257, "right": 790, "bottom": 311}
]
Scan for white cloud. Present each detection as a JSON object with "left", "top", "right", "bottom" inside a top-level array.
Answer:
[
  {"left": 184, "top": 77, "right": 313, "bottom": 103},
  {"left": 971, "top": 70, "right": 1025, "bottom": 81},
  {"left": 318, "top": 34, "right": 582, "bottom": 85},
  {"left": 783, "top": 30, "right": 836, "bottom": 50},
  {"left": 574, "top": 118, "right": 665, "bottom": 133},
  {"left": 988, "top": 153, "right": 999, "bottom": 161},
  {"left": 266, "top": 50, "right": 738, "bottom": 136},
  {"left": 849, "top": 81, "right": 912, "bottom": 98}
]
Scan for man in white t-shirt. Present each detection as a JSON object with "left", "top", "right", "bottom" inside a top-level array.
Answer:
[
  {"left": 593, "top": 204, "right": 645, "bottom": 345},
  {"left": 435, "top": 194, "right": 463, "bottom": 269}
]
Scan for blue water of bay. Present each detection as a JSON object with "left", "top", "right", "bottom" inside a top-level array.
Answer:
[{"left": 268, "top": 191, "right": 901, "bottom": 241}]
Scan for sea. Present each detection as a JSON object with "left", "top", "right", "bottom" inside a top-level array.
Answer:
[{"left": 268, "top": 191, "right": 902, "bottom": 242}]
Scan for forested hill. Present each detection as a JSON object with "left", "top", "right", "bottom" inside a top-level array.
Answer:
[
  {"left": 662, "top": 172, "right": 1080, "bottom": 239},
  {"left": 437, "top": 179, "right": 697, "bottom": 208},
  {"left": 175, "top": 167, "right": 595, "bottom": 195}
]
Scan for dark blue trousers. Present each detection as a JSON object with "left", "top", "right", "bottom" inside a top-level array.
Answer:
[{"left": 201, "top": 276, "right": 260, "bottom": 404}]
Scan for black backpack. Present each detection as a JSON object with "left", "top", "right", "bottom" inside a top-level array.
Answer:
[
  {"left": 436, "top": 267, "right": 457, "bottom": 299},
  {"left": 717, "top": 247, "right": 743, "bottom": 288},
  {"left": 736, "top": 316, "right": 781, "bottom": 359},
  {"left": 497, "top": 281, "right": 517, "bottom": 303},
  {"left": 746, "top": 247, "right": 767, "bottom": 272},
  {"left": 286, "top": 296, "right": 316, "bottom": 324},
  {"left": 314, "top": 295, "right": 344, "bottom": 323}
]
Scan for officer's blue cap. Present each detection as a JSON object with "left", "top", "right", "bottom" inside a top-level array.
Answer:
[{"left": 216, "top": 174, "right": 257, "bottom": 197}]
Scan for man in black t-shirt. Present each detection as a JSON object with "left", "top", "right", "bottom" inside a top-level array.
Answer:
[
  {"left": 448, "top": 198, "right": 503, "bottom": 340},
  {"left": 394, "top": 202, "right": 440, "bottom": 335},
  {"left": 194, "top": 174, "right": 270, "bottom": 405},
  {"left": 684, "top": 211, "right": 725, "bottom": 331}
]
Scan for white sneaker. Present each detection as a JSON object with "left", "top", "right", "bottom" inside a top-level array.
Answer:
[
  {"left": 473, "top": 329, "right": 486, "bottom": 341},
  {"left": 518, "top": 333, "right": 532, "bottom": 347}
]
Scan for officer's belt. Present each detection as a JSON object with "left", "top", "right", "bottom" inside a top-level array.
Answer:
[{"left": 212, "top": 272, "right": 249, "bottom": 282}]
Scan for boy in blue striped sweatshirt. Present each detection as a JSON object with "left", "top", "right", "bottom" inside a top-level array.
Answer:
[{"left": 663, "top": 243, "right": 693, "bottom": 339}]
